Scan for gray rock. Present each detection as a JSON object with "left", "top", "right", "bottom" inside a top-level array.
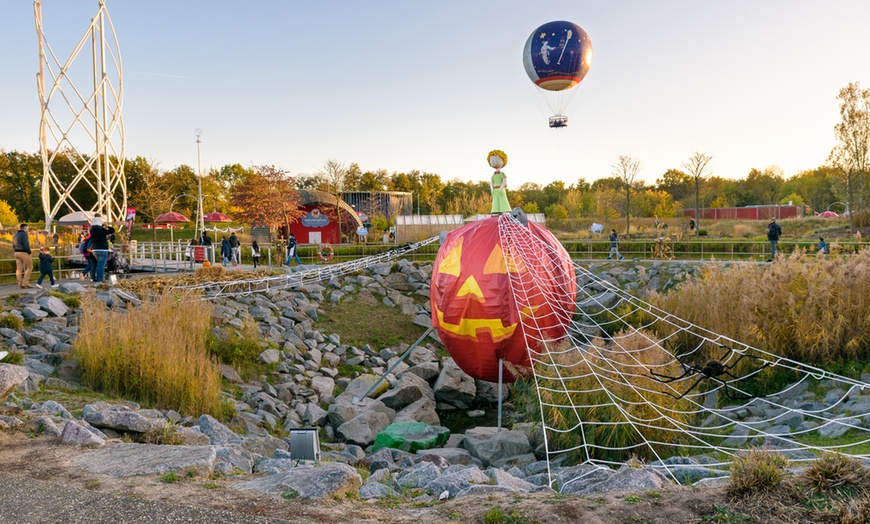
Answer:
[
  {"left": 258, "top": 349, "right": 281, "bottom": 364},
  {"left": 32, "top": 416, "right": 62, "bottom": 437},
  {"left": 37, "top": 296, "right": 69, "bottom": 317},
  {"left": 27, "top": 400, "right": 72, "bottom": 419},
  {"left": 425, "top": 466, "right": 490, "bottom": 498},
  {"left": 337, "top": 410, "right": 392, "bottom": 446},
  {"left": 407, "top": 362, "right": 440, "bottom": 382},
  {"left": 359, "top": 481, "right": 401, "bottom": 500},
  {"left": 83, "top": 405, "right": 163, "bottom": 433},
  {"left": 234, "top": 463, "right": 361, "bottom": 500},
  {"left": 379, "top": 372, "right": 434, "bottom": 410},
  {"left": 22, "top": 307, "right": 49, "bottom": 322},
  {"left": 433, "top": 358, "right": 476, "bottom": 409},
  {"left": 214, "top": 444, "right": 255, "bottom": 475},
  {"left": 174, "top": 426, "right": 212, "bottom": 446},
  {"left": 416, "top": 447, "right": 482, "bottom": 467},
  {"left": 58, "top": 282, "right": 86, "bottom": 294},
  {"left": 0, "top": 364, "right": 29, "bottom": 401},
  {"left": 59, "top": 421, "right": 106, "bottom": 447},
  {"left": 462, "top": 428, "right": 531, "bottom": 467},
  {"left": 397, "top": 461, "right": 441, "bottom": 489},
  {"left": 72, "top": 443, "right": 217, "bottom": 477},
  {"left": 487, "top": 468, "right": 537, "bottom": 492},
  {"left": 310, "top": 376, "right": 335, "bottom": 400},
  {"left": 819, "top": 417, "right": 861, "bottom": 438},
  {"left": 194, "top": 414, "right": 239, "bottom": 445},
  {"left": 570, "top": 465, "right": 668, "bottom": 495},
  {"left": 394, "top": 397, "right": 440, "bottom": 426}
]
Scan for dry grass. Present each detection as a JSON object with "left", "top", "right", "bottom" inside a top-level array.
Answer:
[
  {"left": 72, "top": 292, "right": 225, "bottom": 418},
  {"left": 727, "top": 449, "right": 789, "bottom": 497},
  {"left": 529, "top": 329, "right": 694, "bottom": 464},
  {"left": 799, "top": 453, "right": 870, "bottom": 495},
  {"left": 115, "top": 268, "right": 279, "bottom": 295},
  {"left": 649, "top": 247, "right": 870, "bottom": 366}
]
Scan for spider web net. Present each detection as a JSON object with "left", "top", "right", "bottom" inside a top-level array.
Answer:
[{"left": 497, "top": 214, "right": 870, "bottom": 491}]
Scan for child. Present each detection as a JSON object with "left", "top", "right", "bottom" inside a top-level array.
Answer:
[
  {"left": 251, "top": 240, "right": 261, "bottom": 268},
  {"left": 36, "top": 247, "right": 58, "bottom": 289},
  {"left": 818, "top": 237, "right": 828, "bottom": 255}
]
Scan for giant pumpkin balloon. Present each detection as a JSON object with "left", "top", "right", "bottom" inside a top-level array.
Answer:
[{"left": 430, "top": 214, "right": 576, "bottom": 383}]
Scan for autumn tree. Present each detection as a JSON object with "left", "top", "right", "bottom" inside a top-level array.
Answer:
[
  {"left": 829, "top": 82, "right": 870, "bottom": 230},
  {"left": 232, "top": 165, "right": 302, "bottom": 233},
  {"left": 128, "top": 162, "right": 173, "bottom": 241},
  {"left": 682, "top": 152, "right": 712, "bottom": 235},
  {"left": 612, "top": 155, "right": 642, "bottom": 234}
]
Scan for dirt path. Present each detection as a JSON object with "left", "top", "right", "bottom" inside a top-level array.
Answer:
[{"left": 0, "top": 432, "right": 740, "bottom": 524}]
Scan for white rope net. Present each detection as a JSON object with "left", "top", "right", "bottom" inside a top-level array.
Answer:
[{"left": 496, "top": 214, "right": 870, "bottom": 491}]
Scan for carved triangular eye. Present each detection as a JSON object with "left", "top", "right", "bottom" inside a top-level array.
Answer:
[
  {"left": 484, "top": 244, "right": 507, "bottom": 274},
  {"left": 438, "top": 236, "right": 463, "bottom": 277}
]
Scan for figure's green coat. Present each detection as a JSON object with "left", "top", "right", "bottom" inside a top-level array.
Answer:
[{"left": 490, "top": 171, "right": 511, "bottom": 213}]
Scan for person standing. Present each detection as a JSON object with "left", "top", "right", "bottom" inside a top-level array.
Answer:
[
  {"left": 79, "top": 232, "right": 94, "bottom": 280},
  {"left": 35, "top": 247, "right": 58, "bottom": 289},
  {"left": 606, "top": 229, "right": 625, "bottom": 261},
  {"left": 88, "top": 217, "right": 115, "bottom": 283},
  {"left": 13, "top": 224, "right": 33, "bottom": 288},
  {"left": 200, "top": 231, "right": 213, "bottom": 263},
  {"left": 766, "top": 218, "right": 782, "bottom": 262},
  {"left": 251, "top": 240, "right": 261, "bottom": 269},
  {"left": 220, "top": 236, "right": 231, "bottom": 266},
  {"left": 228, "top": 233, "right": 241, "bottom": 266},
  {"left": 285, "top": 233, "right": 302, "bottom": 265}
]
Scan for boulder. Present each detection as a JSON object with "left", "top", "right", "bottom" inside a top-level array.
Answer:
[
  {"left": 337, "top": 410, "right": 392, "bottom": 447},
  {"left": 372, "top": 422, "right": 450, "bottom": 453},
  {"left": 327, "top": 394, "right": 395, "bottom": 429},
  {"left": 378, "top": 372, "right": 434, "bottom": 410},
  {"left": 394, "top": 397, "right": 440, "bottom": 426},
  {"left": 83, "top": 405, "right": 163, "bottom": 433},
  {"left": 194, "top": 414, "right": 239, "bottom": 445},
  {"left": 425, "top": 466, "right": 490, "bottom": 498},
  {"left": 433, "top": 358, "right": 476, "bottom": 409},
  {"left": 359, "top": 481, "right": 401, "bottom": 500},
  {"left": 568, "top": 465, "right": 669, "bottom": 495},
  {"left": 37, "top": 296, "right": 69, "bottom": 317},
  {"left": 71, "top": 443, "right": 217, "bottom": 477},
  {"left": 59, "top": 421, "right": 106, "bottom": 447},
  {"left": 0, "top": 364, "right": 28, "bottom": 401},
  {"left": 415, "top": 447, "right": 482, "bottom": 467},
  {"left": 343, "top": 374, "right": 390, "bottom": 400},
  {"left": 462, "top": 428, "right": 532, "bottom": 467},
  {"left": 234, "top": 463, "right": 361, "bottom": 500}
]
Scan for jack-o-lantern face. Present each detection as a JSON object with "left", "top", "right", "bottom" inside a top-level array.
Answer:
[{"left": 430, "top": 215, "right": 576, "bottom": 383}]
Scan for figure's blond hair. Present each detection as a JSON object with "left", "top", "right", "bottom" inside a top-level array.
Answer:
[{"left": 487, "top": 149, "right": 507, "bottom": 167}]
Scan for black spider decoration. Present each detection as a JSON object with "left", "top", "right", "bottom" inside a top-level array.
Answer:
[{"left": 648, "top": 349, "right": 770, "bottom": 401}]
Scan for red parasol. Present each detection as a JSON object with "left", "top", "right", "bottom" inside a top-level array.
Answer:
[
  {"left": 203, "top": 211, "right": 232, "bottom": 223},
  {"left": 155, "top": 211, "right": 190, "bottom": 224}
]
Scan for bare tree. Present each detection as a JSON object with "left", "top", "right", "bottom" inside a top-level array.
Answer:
[
  {"left": 682, "top": 152, "right": 713, "bottom": 235},
  {"left": 319, "top": 159, "right": 348, "bottom": 241},
  {"left": 828, "top": 82, "right": 870, "bottom": 232},
  {"left": 128, "top": 162, "right": 172, "bottom": 241},
  {"left": 611, "top": 155, "right": 642, "bottom": 234}
]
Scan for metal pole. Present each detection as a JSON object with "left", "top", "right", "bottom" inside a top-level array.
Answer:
[
  {"left": 498, "top": 358, "right": 503, "bottom": 432},
  {"left": 352, "top": 326, "right": 435, "bottom": 405},
  {"left": 195, "top": 129, "right": 203, "bottom": 241}
]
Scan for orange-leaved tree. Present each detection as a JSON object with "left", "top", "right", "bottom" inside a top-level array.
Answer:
[{"left": 231, "top": 165, "right": 303, "bottom": 232}]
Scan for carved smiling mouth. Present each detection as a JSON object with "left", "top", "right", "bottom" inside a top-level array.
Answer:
[{"left": 433, "top": 303, "right": 518, "bottom": 343}]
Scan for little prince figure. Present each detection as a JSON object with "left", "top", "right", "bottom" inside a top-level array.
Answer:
[{"left": 488, "top": 149, "right": 511, "bottom": 213}]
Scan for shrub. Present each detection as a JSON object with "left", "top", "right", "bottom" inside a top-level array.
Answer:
[
  {"left": 195, "top": 265, "right": 226, "bottom": 280},
  {"left": 854, "top": 210, "right": 870, "bottom": 228},
  {"left": 0, "top": 313, "right": 23, "bottom": 331},
  {"left": 798, "top": 453, "right": 870, "bottom": 495},
  {"left": 206, "top": 315, "right": 265, "bottom": 380},
  {"left": 72, "top": 292, "right": 224, "bottom": 418},
  {"left": 649, "top": 248, "right": 870, "bottom": 366},
  {"left": 0, "top": 351, "right": 24, "bottom": 365},
  {"left": 727, "top": 450, "right": 788, "bottom": 497}
]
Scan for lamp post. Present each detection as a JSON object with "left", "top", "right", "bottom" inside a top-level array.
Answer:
[{"left": 195, "top": 128, "right": 204, "bottom": 241}]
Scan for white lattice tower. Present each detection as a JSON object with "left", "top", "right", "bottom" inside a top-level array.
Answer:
[{"left": 35, "top": 0, "right": 126, "bottom": 229}]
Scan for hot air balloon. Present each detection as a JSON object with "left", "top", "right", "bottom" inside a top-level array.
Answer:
[
  {"left": 430, "top": 214, "right": 576, "bottom": 383},
  {"left": 522, "top": 20, "right": 593, "bottom": 128}
]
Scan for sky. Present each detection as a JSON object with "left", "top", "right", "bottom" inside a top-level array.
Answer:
[{"left": 2, "top": 1, "right": 870, "bottom": 189}]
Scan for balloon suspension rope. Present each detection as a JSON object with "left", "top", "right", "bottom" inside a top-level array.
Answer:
[{"left": 352, "top": 326, "right": 435, "bottom": 405}]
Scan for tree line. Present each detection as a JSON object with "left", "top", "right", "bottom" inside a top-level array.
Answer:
[{"left": 0, "top": 82, "right": 866, "bottom": 230}]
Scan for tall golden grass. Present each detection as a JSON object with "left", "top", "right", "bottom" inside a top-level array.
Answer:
[
  {"left": 528, "top": 330, "right": 694, "bottom": 463},
  {"left": 73, "top": 292, "right": 225, "bottom": 418},
  {"left": 649, "top": 247, "right": 870, "bottom": 366}
]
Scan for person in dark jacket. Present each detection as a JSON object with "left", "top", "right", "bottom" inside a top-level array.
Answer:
[
  {"left": 228, "top": 233, "right": 240, "bottom": 266},
  {"left": 766, "top": 218, "right": 782, "bottom": 262},
  {"left": 606, "top": 229, "right": 624, "bottom": 261},
  {"left": 285, "top": 233, "right": 302, "bottom": 265},
  {"left": 80, "top": 232, "right": 95, "bottom": 281},
  {"left": 251, "top": 240, "right": 261, "bottom": 268},
  {"left": 88, "top": 216, "right": 116, "bottom": 282},
  {"left": 36, "top": 246, "right": 58, "bottom": 289},
  {"left": 220, "top": 237, "right": 231, "bottom": 266},
  {"left": 13, "top": 223, "right": 33, "bottom": 288},
  {"left": 200, "top": 231, "right": 213, "bottom": 263}
]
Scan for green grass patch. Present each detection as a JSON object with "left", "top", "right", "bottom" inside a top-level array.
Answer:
[
  {"left": 159, "top": 472, "right": 179, "bottom": 483},
  {"left": 46, "top": 290, "right": 81, "bottom": 309},
  {"left": 0, "top": 312, "right": 23, "bottom": 331},
  {"left": 318, "top": 299, "right": 428, "bottom": 349},
  {"left": 482, "top": 507, "right": 537, "bottom": 524},
  {"left": 0, "top": 350, "right": 24, "bottom": 365}
]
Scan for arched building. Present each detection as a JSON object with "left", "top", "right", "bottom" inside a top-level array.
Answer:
[{"left": 283, "top": 190, "right": 363, "bottom": 244}]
